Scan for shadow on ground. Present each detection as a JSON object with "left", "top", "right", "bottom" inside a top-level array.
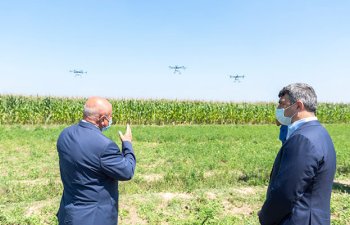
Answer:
[{"left": 332, "top": 182, "right": 350, "bottom": 193}]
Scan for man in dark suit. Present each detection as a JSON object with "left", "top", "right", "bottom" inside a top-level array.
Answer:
[
  {"left": 259, "top": 83, "right": 336, "bottom": 225},
  {"left": 56, "top": 96, "right": 136, "bottom": 225}
]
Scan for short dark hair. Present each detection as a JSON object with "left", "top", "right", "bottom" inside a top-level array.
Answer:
[{"left": 278, "top": 83, "right": 317, "bottom": 113}]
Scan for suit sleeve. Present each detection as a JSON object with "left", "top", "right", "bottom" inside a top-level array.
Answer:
[
  {"left": 100, "top": 141, "right": 136, "bottom": 181},
  {"left": 259, "top": 134, "right": 321, "bottom": 225}
]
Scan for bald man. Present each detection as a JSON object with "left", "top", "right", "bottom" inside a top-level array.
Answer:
[{"left": 56, "top": 97, "right": 136, "bottom": 225}]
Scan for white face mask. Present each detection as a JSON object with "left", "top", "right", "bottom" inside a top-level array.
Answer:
[
  {"left": 102, "top": 118, "right": 112, "bottom": 132},
  {"left": 275, "top": 103, "right": 297, "bottom": 125}
]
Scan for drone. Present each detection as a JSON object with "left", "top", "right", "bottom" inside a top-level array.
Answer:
[
  {"left": 70, "top": 69, "right": 87, "bottom": 77},
  {"left": 169, "top": 65, "right": 186, "bottom": 74},
  {"left": 229, "top": 74, "right": 245, "bottom": 82}
]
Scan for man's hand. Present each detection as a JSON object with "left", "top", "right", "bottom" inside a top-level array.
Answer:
[{"left": 118, "top": 124, "right": 132, "bottom": 142}]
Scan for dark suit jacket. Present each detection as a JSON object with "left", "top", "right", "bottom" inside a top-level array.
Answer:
[
  {"left": 259, "top": 120, "right": 336, "bottom": 225},
  {"left": 56, "top": 121, "right": 136, "bottom": 225}
]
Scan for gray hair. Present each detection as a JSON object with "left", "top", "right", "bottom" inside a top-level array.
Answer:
[
  {"left": 83, "top": 104, "right": 100, "bottom": 119},
  {"left": 278, "top": 83, "right": 317, "bottom": 112}
]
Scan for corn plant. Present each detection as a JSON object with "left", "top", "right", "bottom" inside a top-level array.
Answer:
[{"left": 0, "top": 95, "right": 349, "bottom": 125}]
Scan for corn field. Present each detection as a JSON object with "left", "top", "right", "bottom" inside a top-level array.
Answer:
[{"left": 0, "top": 95, "right": 349, "bottom": 125}]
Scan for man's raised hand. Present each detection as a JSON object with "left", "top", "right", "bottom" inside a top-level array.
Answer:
[{"left": 118, "top": 124, "right": 132, "bottom": 142}]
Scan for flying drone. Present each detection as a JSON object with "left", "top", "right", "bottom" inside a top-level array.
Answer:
[
  {"left": 70, "top": 69, "right": 87, "bottom": 77},
  {"left": 229, "top": 74, "right": 245, "bottom": 82},
  {"left": 169, "top": 65, "right": 186, "bottom": 74}
]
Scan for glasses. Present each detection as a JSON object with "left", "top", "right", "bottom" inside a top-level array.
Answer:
[{"left": 100, "top": 115, "right": 111, "bottom": 122}]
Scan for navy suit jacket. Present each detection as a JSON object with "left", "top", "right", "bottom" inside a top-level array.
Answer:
[
  {"left": 259, "top": 120, "right": 336, "bottom": 225},
  {"left": 56, "top": 121, "right": 136, "bottom": 225}
]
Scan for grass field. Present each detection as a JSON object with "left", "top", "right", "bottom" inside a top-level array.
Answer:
[{"left": 0, "top": 124, "right": 349, "bottom": 224}]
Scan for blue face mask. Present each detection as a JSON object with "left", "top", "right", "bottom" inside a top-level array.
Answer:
[
  {"left": 275, "top": 103, "right": 297, "bottom": 125},
  {"left": 102, "top": 117, "right": 112, "bottom": 132}
]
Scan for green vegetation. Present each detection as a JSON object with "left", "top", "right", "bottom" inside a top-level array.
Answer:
[
  {"left": 0, "top": 124, "right": 349, "bottom": 224},
  {"left": 1, "top": 95, "right": 350, "bottom": 125}
]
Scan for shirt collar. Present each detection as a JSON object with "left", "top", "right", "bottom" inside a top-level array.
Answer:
[
  {"left": 286, "top": 116, "right": 318, "bottom": 140},
  {"left": 81, "top": 119, "right": 100, "bottom": 129}
]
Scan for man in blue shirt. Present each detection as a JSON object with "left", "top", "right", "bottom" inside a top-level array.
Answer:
[{"left": 259, "top": 83, "right": 336, "bottom": 225}]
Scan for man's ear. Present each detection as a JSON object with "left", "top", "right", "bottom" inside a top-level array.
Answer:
[
  {"left": 97, "top": 115, "right": 105, "bottom": 122},
  {"left": 296, "top": 100, "right": 304, "bottom": 111},
  {"left": 96, "top": 115, "right": 104, "bottom": 127}
]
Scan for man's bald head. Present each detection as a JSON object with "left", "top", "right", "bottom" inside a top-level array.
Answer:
[{"left": 83, "top": 97, "right": 112, "bottom": 120}]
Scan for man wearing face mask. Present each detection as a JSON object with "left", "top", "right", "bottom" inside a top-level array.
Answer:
[
  {"left": 258, "top": 83, "right": 336, "bottom": 225},
  {"left": 56, "top": 96, "right": 136, "bottom": 225}
]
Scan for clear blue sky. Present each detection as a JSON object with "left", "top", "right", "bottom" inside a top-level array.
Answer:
[{"left": 1, "top": 1, "right": 349, "bottom": 103}]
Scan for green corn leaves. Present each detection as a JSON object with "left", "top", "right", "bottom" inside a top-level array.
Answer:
[{"left": 0, "top": 95, "right": 349, "bottom": 125}]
